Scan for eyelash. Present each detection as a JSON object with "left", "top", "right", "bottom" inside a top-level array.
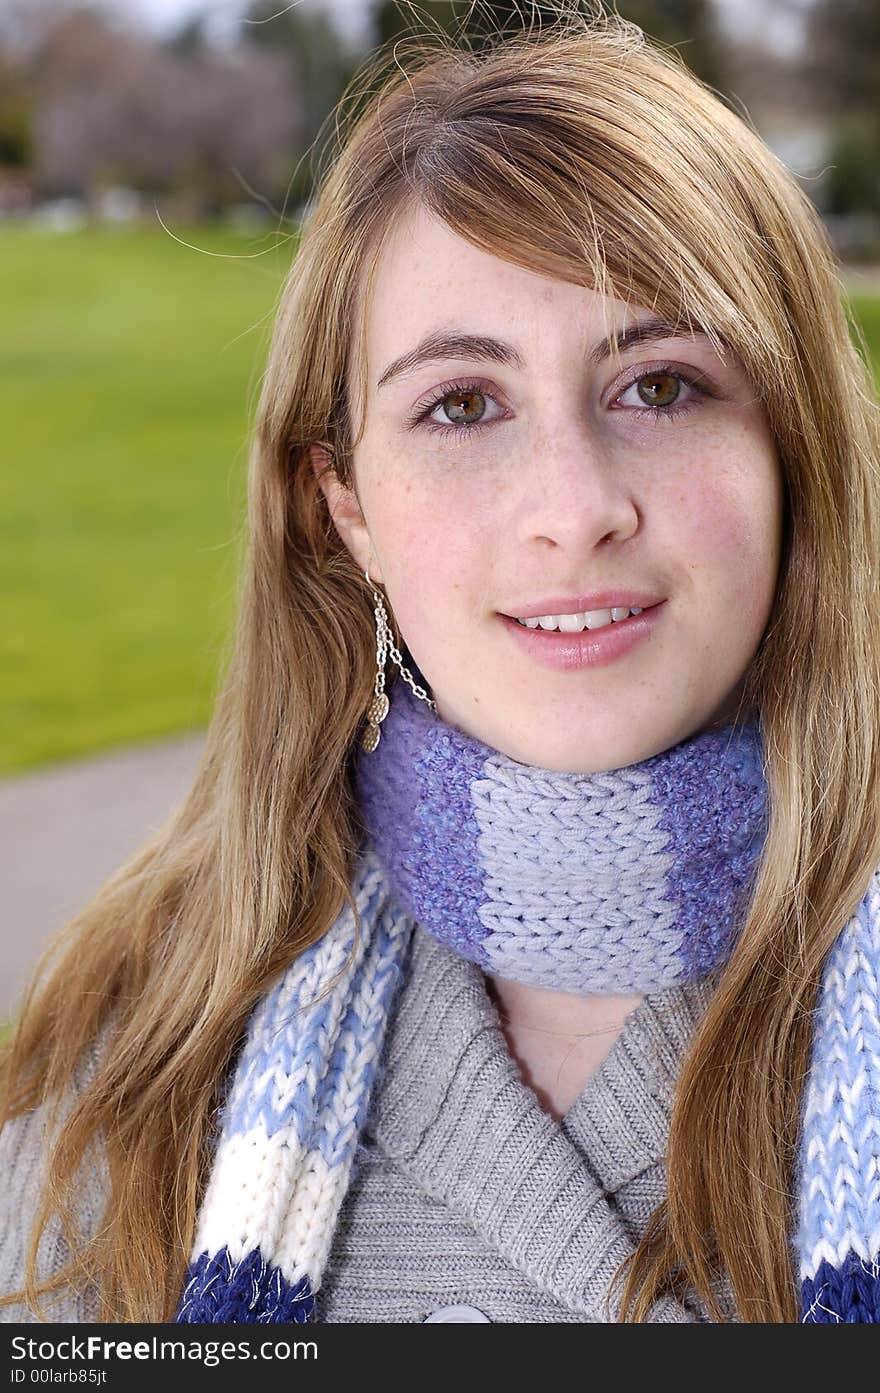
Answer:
[{"left": 406, "top": 364, "right": 710, "bottom": 445}]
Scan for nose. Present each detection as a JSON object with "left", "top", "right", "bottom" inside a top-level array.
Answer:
[{"left": 518, "top": 429, "right": 640, "bottom": 551}]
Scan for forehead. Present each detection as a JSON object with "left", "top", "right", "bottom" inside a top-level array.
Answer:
[{"left": 359, "top": 202, "right": 632, "bottom": 372}]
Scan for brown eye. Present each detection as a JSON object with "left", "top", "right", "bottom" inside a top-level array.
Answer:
[
  {"left": 442, "top": 388, "right": 487, "bottom": 424},
  {"left": 411, "top": 378, "right": 506, "bottom": 442},
  {"left": 635, "top": 372, "right": 681, "bottom": 408}
]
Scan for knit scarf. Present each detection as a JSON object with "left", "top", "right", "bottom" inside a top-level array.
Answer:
[{"left": 175, "top": 680, "right": 880, "bottom": 1323}]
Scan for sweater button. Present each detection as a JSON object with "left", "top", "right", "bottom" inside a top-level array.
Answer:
[{"left": 423, "top": 1303, "right": 492, "bottom": 1322}]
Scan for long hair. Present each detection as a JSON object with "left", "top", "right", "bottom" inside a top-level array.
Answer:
[{"left": 3, "top": 1, "right": 880, "bottom": 1323}]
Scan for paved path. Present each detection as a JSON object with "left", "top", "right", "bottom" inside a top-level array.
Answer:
[{"left": 0, "top": 732, "right": 206, "bottom": 1022}]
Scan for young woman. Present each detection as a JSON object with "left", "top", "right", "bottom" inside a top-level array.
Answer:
[{"left": 2, "top": 2, "right": 879, "bottom": 1325}]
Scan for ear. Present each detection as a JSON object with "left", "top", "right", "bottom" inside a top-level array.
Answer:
[{"left": 309, "top": 445, "right": 384, "bottom": 585}]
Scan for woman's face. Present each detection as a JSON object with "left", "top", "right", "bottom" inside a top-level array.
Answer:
[{"left": 314, "top": 203, "right": 784, "bottom": 772}]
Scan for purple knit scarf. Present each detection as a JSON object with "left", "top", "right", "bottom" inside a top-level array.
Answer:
[{"left": 354, "top": 676, "right": 769, "bottom": 995}]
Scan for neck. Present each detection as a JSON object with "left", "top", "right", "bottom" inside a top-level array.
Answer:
[
  {"left": 485, "top": 975, "right": 645, "bottom": 1038},
  {"left": 485, "top": 973, "right": 647, "bottom": 1120}
]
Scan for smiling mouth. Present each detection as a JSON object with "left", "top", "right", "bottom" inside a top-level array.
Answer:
[
  {"left": 495, "top": 602, "right": 666, "bottom": 671},
  {"left": 503, "top": 604, "right": 657, "bottom": 633}
]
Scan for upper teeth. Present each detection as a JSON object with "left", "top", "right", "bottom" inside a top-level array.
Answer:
[{"left": 515, "top": 606, "right": 643, "bottom": 631}]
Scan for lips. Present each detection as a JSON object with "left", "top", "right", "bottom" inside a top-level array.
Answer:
[{"left": 498, "top": 601, "right": 665, "bottom": 672}]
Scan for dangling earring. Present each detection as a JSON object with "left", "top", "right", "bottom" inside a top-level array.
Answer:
[{"left": 361, "top": 567, "right": 435, "bottom": 752}]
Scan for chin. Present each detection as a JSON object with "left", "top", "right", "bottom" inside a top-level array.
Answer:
[{"left": 502, "top": 732, "right": 643, "bottom": 776}]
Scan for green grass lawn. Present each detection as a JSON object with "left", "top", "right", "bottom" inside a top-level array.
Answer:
[
  {"left": 1, "top": 221, "right": 294, "bottom": 774},
  {"left": 1, "top": 225, "right": 878, "bottom": 776},
  {"left": 850, "top": 293, "right": 880, "bottom": 376}
]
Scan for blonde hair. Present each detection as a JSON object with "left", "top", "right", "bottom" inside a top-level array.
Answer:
[{"left": 3, "top": 0, "right": 880, "bottom": 1323}]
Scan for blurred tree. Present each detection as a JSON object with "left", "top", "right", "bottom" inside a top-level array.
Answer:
[
  {"left": 22, "top": 6, "right": 301, "bottom": 212},
  {"left": 240, "top": 0, "right": 366, "bottom": 207},
  {"left": 373, "top": 0, "right": 466, "bottom": 45},
  {"left": 803, "top": 0, "right": 880, "bottom": 218},
  {"left": 0, "top": 49, "right": 32, "bottom": 167},
  {"left": 822, "top": 115, "right": 880, "bottom": 218},
  {"left": 165, "top": 9, "right": 211, "bottom": 59},
  {"left": 804, "top": 0, "right": 880, "bottom": 115},
  {"left": 0, "top": 0, "right": 93, "bottom": 56},
  {"left": 369, "top": 0, "right": 729, "bottom": 92},
  {"left": 611, "top": 1, "right": 727, "bottom": 92}
]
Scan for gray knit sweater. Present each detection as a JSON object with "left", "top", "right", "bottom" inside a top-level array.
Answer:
[{"left": 0, "top": 923, "right": 739, "bottom": 1323}]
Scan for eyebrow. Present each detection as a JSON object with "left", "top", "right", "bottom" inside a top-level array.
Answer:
[{"left": 375, "top": 315, "right": 714, "bottom": 390}]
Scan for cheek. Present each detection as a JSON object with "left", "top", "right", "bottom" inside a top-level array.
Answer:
[
  {"left": 679, "top": 470, "right": 781, "bottom": 618},
  {"left": 372, "top": 487, "right": 483, "bottom": 628}
]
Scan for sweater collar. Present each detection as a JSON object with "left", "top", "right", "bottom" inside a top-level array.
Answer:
[
  {"left": 355, "top": 677, "right": 768, "bottom": 995},
  {"left": 362, "top": 914, "right": 732, "bottom": 1319},
  {"left": 367, "top": 916, "right": 722, "bottom": 1187}
]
